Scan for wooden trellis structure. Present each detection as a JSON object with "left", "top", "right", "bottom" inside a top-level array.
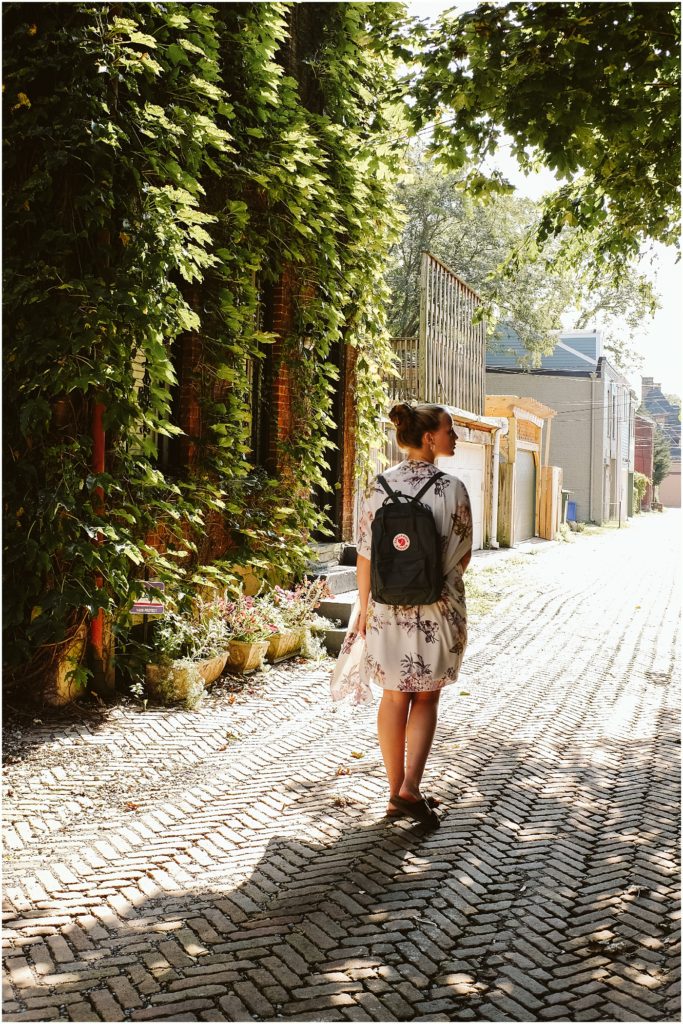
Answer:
[{"left": 389, "top": 251, "right": 486, "bottom": 416}]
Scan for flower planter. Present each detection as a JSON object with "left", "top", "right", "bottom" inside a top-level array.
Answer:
[
  {"left": 196, "top": 651, "right": 230, "bottom": 685},
  {"left": 266, "top": 627, "right": 305, "bottom": 664},
  {"left": 43, "top": 624, "right": 88, "bottom": 706},
  {"left": 146, "top": 651, "right": 229, "bottom": 703},
  {"left": 225, "top": 639, "right": 269, "bottom": 674}
]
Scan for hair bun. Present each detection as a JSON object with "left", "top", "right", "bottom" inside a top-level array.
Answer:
[
  {"left": 387, "top": 402, "right": 445, "bottom": 451},
  {"left": 388, "top": 402, "right": 415, "bottom": 426}
]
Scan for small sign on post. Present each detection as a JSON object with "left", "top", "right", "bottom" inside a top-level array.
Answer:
[
  {"left": 131, "top": 598, "right": 165, "bottom": 615},
  {"left": 131, "top": 580, "right": 165, "bottom": 616}
]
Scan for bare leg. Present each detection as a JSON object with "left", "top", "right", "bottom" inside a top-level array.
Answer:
[
  {"left": 377, "top": 691, "right": 411, "bottom": 810},
  {"left": 399, "top": 690, "right": 441, "bottom": 801}
]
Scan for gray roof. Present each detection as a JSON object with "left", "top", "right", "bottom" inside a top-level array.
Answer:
[{"left": 487, "top": 325, "right": 600, "bottom": 373}]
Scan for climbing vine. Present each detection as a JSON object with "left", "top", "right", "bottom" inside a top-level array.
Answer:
[{"left": 3, "top": 2, "right": 403, "bottom": 688}]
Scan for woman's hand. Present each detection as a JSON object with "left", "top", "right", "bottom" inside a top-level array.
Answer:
[{"left": 356, "top": 609, "right": 367, "bottom": 637}]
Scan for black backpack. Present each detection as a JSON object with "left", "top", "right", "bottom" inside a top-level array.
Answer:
[{"left": 370, "top": 472, "right": 445, "bottom": 606}]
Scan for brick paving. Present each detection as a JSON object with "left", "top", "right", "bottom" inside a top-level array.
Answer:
[{"left": 3, "top": 511, "right": 680, "bottom": 1022}]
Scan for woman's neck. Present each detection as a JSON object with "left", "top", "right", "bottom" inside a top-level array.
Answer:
[{"left": 405, "top": 448, "right": 435, "bottom": 464}]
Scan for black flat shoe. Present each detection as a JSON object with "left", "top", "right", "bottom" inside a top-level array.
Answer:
[
  {"left": 390, "top": 795, "right": 441, "bottom": 828},
  {"left": 386, "top": 795, "right": 440, "bottom": 817}
]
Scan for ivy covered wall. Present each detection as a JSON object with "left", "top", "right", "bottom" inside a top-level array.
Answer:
[{"left": 3, "top": 2, "right": 404, "bottom": 690}]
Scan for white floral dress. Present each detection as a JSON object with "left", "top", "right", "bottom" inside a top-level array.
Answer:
[{"left": 330, "top": 458, "right": 473, "bottom": 704}]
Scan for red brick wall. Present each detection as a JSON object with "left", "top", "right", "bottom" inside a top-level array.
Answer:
[
  {"left": 268, "top": 266, "right": 356, "bottom": 540},
  {"left": 146, "top": 315, "right": 235, "bottom": 557},
  {"left": 147, "top": 265, "right": 355, "bottom": 559},
  {"left": 635, "top": 417, "right": 655, "bottom": 509},
  {"left": 269, "top": 267, "right": 297, "bottom": 472}
]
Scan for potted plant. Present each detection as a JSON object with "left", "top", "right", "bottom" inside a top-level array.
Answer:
[
  {"left": 271, "top": 578, "right": 332, "bottom": 628},
  {"left": 267, "top": 578, "right": 333, "bottom": 660},
  {"left": 255, "top": 596, "right": 305, "bottom": 664},
  {"left": 218, "top": 594, "right": 271, "bottom": 674},
  {"left": 146, "top": 600, "right": 231, "bottom": 706}
]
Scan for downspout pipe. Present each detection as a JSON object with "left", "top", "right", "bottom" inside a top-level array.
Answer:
[
  {"left": 488, "top": 418, "right": 508, "bottom": 549},
  {"left": 589, "top": 371, "right": 596, "bottom": 523}
]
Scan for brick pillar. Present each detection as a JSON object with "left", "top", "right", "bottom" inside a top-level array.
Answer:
[
  {"left": 340, "top": 343, "right": 358, "bottom": 541},
  {"left": 268, "top": 267, "right": 297, "bottom": 474}
]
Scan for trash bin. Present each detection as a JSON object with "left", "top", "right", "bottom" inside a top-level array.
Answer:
[
  {"left": 567, "top": 500, "right": 577, "bottom": 522},
  {"left": 561, "top": 490, "right": 569, "bottom": 524}
]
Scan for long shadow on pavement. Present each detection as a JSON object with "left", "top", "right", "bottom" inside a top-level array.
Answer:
[{"left": 3, "top": 710, "right": 680, "bottom": 1022}]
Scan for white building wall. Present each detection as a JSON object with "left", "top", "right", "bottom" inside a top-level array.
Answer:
[
  {"left": 487, "top": 367, "right": 635, "bottom": 524},
  {"left": 660, "top": 464, "right": 682, "bottom": 507},
  {"left": 486, "top": 373, "right": 596, "bottom": 521}
]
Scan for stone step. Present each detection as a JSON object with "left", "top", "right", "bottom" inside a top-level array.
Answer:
[
  {"left": 340, "top": 544, "right": 358, "bottom": 567},
  {"left": 309, "top": 542, "right": 357, "bottom": 569},
  {"left": 318, "top": 590, "right": 357, "bottom": 657},
  {"left": 323, "top": 627, "right": 348, "bottom": 657},
  {"left": 317, "top": 590, "right": 358, "bottom": 628},
  {"left": 309, "top": 541, "right": 343, "bottom": 568},
  {"left": 309, "top": 564, "right": 357, "bottom": 596}
]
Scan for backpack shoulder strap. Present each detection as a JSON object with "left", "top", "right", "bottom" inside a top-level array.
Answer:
[
  {"left": 377, "top": 475, "right": 400, "bottom": 502},
  {"left": 413, "top": 471, "right": 444, "bottom": 503}
]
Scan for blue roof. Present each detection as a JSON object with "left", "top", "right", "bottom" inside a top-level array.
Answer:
[{"left": 487, "top": 324, "right": 600, "bottom": 372}]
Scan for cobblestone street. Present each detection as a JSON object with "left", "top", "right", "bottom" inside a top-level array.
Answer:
[{"left": 3, "top": 511, "right": 680, "bottom": 1023}]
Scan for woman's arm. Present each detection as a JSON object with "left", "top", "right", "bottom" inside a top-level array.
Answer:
[
  {"left": 453, "top": 480, "right": 473, "bottom": 575},
  {"left": 356, "top": 554, "right": 371, "bottom": 635}
]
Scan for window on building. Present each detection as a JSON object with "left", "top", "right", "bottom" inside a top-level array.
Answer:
[
  {"left": 246, "top": 274, "right": 274, "bottom": 470},
  {"left": 131, "top": 341, "right": 182, "bottom": 473}
]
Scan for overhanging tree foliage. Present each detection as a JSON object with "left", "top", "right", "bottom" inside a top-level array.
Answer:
[
  {"left": 386, "top": 151, "right": 658, "bottom": 371},
  {"left": 410, "top": 1, "right": 681, "bottom": 272},
  {"left": 3, "top": 1, "right": 405, "bottom": 689}
]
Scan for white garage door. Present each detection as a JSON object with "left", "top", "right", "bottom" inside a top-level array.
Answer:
[
  {"left": 515, "top": 450, "right": 536, "bottom": 541},
  {"left": 437, "top": 442, "right": 485, "bottom": 551}
]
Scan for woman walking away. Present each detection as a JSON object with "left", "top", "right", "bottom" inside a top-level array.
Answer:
[{"left": 330, "top": 403, "right": 473, "bottom": 829}]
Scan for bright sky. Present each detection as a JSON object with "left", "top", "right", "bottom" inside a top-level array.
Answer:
[{"left": 404, "top": 0, "right": 682, "bottom": 399}]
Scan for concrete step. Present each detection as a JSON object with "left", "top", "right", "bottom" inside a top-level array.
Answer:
[
  {"left": 309, "top": 541, "right": 343, "bottom": 567},
  {"left": 318, "top": 590, "right": 357, "bottom": 656},
  {"left": 309, "top": 564, "right": 357, "bottom": 596},
  {"left": 309, "top": 542, "right": 357, "bottom": 569},
  {"left": 318, "top": 590, "right": 358, "bottom": 628},
  {"left": 340, "top": 544, "right": 358, "bottom": 567},
  {"left": 323, "top": 627, "right": 348, "bottom": 657}
]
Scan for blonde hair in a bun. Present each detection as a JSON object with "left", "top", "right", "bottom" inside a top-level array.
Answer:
[{"left": 388, "top": 402, "right": 445, "bottom": 450}]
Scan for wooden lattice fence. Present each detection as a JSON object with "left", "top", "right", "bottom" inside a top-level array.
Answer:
[{"left": 388, "top": 252, "right": 486, "bottom": 415}]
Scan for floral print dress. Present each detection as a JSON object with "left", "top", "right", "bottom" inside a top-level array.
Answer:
[{"left": 330, "top": 458, "right": 473, "bottom": 704}]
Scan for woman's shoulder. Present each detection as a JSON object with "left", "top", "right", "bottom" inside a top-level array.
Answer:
[
  {"left": 434, "top": 468, "right": 471, "bottom": 503},
  {"left": 367, "top": 461, "right": 466, "bottom": 497},
  {"left": 382, "top": 461, "right": 460, "bottom": 500},
  {"left": 364, "top": 470, "right": 394, "bottom": 500},
  {"left": 445, "top": 473, "right": 470, "bottom": 502},
  {"left": 380, "top": 460, "right": 408, "bottom": 480},
  {"left": 438, "top": 468, "right": 464, "bottom": 486}
]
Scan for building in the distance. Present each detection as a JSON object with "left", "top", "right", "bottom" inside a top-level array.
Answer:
[
  {"left": 486, "top": 328, "right": 636, "bottom": 524},
  {"left": 641, "top": 377, "right": 681, "bottom": 507},
  {"left": 634, "top": 412, "right": 656, "bottom": 511}
]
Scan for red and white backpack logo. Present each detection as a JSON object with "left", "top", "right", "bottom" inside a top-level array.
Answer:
[{"left": 393, "top": 533, "right": 410, "bottom": 551}]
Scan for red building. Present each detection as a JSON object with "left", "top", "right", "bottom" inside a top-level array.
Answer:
[{"left": 635, "top": 412, "right": 655, "bottom": 510}]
